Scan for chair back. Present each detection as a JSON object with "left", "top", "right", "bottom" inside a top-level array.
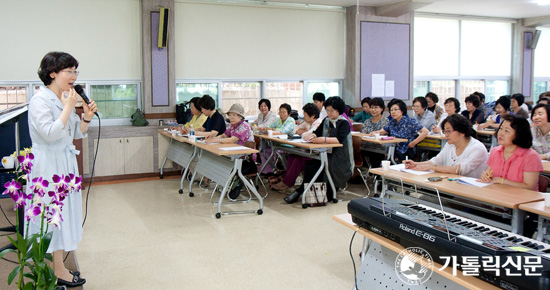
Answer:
[
  {"left": 539, "top": 175, "right": 549, "bottom": 192},
  {"left": 244, "top": 141, "right": 256, "bottom": 150}
]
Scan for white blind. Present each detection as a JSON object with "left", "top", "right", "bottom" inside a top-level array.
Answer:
[
  {"left": 174, "top": 3, "right": 345, "bottom": 79},
  {"left": 460, "top": 20, "right": 512, "bottom": 77},
  {"left": 535, "top": 27, "right": 550, "bottom": 77},
  {"left": 414, "top": 17, "right": 459, "bottom": 76},
  {"left": 0, "top": 0, "right": 141, "bottom": 81}
]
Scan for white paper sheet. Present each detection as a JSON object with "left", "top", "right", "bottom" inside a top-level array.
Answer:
[
  {"left": 219, "top": 146, "right": 250, "bottom": 151},
  {"left": 457, "top": 177, "right": 491, "bottom": 187},
  {"left": 371, "top": 74, "right": 385, "bottom": 97},
  {"left": 385, "top": 80, "right": 395, "bottom": 97},
  {"left": 389, "top": 163, "right": 434, "bottom": 175}
]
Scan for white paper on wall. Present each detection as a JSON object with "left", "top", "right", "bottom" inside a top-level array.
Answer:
[
  {"left": 371, "top": 74, "right": 385, "bottom": 97},
  {"left": 385, "top": 80, "right": 395, "bottom": 97}
]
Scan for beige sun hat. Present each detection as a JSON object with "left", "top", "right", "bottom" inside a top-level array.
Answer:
[{"left": 227, "top": 103, "right": 245, "bottom": 118}]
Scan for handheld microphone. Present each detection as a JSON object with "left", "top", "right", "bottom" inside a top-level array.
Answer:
[{"left": 74, "top": 84, "right": 99, "bottom": 117}]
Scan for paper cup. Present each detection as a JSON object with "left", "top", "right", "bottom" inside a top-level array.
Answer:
[
  {"left": 381, "top": 160, "right": 390, "bottom": 171},
  {"left": 2, "top": 156, "right": 14, "bottom": 169},
  {"left": 545, "top": 193, "right": 550, "bottom": 207},
  {"left": 278, "top": 135, "right": 288, "bottom": 140},
  {"left": 189, "top": 135, "right": 196, "bottom": 142},
  {"left": 268, "top": 130, "right": 273, "bottom": 137},
  {"left": 171, "top": 130, "right": 177, "bottom": 136},
  {"left": 374, "top": 133, "right": 381, "bottom": 140}
]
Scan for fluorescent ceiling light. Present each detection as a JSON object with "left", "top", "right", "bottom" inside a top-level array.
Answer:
[{"left": 533, "top": 0, "right": 550, "bottom": 5}]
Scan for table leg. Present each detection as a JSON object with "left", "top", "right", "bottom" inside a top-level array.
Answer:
[
  {"left": 160, "top": 138, "right": 173, "bottom": 178},
  {"left": 236, "top": 159, "right": 263, "bottom": 212},
  {"left": 301, "top": 157, "right": 328, "bottom": 206},
  {"left": 387, "top": 145, "right": 397, "bottom": 165},
  {"left": 216, "top": 164, "right": 238, "bottom": 218},
  {"left": 321, "top": 151, "right": 337, "bottom": 202},
  {"left": 537, "top": 216, "right": 544, "bottom": 242},
  {"left": 511, "top": 208, "right": 525, "bottom": 235},
  {"left": 180, "top": 146, "right": 198, "bottom": 194},
  {"left": 256, "top": 140, "right": 276, "bottom": 184}
]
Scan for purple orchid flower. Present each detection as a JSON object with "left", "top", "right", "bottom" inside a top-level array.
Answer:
[
  {"left": 25, "top": 196, "right": 44, "bottom": 223},
  {"left": 10, "top": 190, "right": 27, "bottom": 210},
  {"left": 45, "top": 204, "right": 63, "bottom": 228},
  {"left": 30, "top": 177, "right": 49, "bottom": 197},
  {"left": 2, "top": 180, "right": 21, "bottom": 196},
  {"left": 17, "top": 153, "right": 34, "bottom": 174}
]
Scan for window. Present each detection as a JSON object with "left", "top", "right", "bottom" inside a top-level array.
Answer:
[
  {"left": 430, "top": 81, "right": 456, "bottom": 106},
  {"left": 176, "top": 83, "right": 218, "bottom": 105},
  {"left": 265, "top": 82, "right": 303, "bottom": 115},
  {"left": 0, "top": 86, "right": 27, "bottom": 111},
  {"left": 459, "top": 80, "right": 484, "bottom": 103},
  {"left": 485, "top": 80, "right": 509, "bottom": 102},
  {"left": 221, "top": 82, "right": 261, "bottom": 116},
  {"left": 90, "top": 84, "right": 138, "bottom": 119},
  {"left": 305, "top": 82, "right": 340, "bottom": 104},
  {"left": 413, "top": 81, "right": 429, "bottom": 98},
  {"left": 535, "top": 27, "right": 550, "bottom": 78},
  {"left": 414, "top": 17, "right": 512, "bottom": 103}
]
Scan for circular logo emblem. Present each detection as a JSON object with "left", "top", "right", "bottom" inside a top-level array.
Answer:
[{"left": 395, "top": 247, "right": 434, "bottom": 285}]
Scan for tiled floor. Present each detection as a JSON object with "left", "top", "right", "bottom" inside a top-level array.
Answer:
[{"left": 75, "top": 177, "right": 370, "bottom": 290}]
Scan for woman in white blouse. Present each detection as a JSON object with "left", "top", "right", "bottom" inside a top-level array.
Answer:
[
  {"left": 251, "top": 99, "right": 277, "bottom": 127},
  {"left": 404, "top": 114, "right": 488, "bottom": 178}
]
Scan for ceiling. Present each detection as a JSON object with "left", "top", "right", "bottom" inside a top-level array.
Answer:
[{"left": 260, "top": 0, "right": 550, "bottom": 19}]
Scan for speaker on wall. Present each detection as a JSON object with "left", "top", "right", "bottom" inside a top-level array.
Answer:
[{"left": 157, "top": 7, "right": 169, "bottom": 48}]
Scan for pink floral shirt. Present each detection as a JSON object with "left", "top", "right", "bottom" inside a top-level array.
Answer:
[
  {"left": 486, "top": 146, "right": 543, "bottom": 184},
  {"left": 224, "top": 120, "right": 254, "bottom": 146}
]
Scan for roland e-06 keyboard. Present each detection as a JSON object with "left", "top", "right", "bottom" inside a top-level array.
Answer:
[{"left": 348, "top": 197, "right": 550, "bottom": 290}]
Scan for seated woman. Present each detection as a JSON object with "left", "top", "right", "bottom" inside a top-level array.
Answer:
[
  {"left": 271, "top": 103, "right": 321, "bottom": 191},
  {"left": 404, "top": 114, "right": 488, "bottom": 178},
  {"left": 371, "top": 100, "right": 429, "bottom": 162},
  {"left": 432, "top": 98, "right": 460, "bottom": 134},
  {"left": 195, "top": 94, "right": 226, "bottom": 137},
  {"left": 531, "top": 103, "right": 550, "bottom": 160},
  {"left": 352, "top": 97, "right": 372, "bottom": 123},
  {"left": 258, "top": 103, "right": 296, "bottom": 174},
  {"left": 360, "top": 97, "right": 388, "bottom": 168},
  {"left": 480, "top": 114, "right": 543, "bottom": 190},
  {"left": 511, "top": 93, "right": 530, "bottom": 119},
  {"left": 479, "top": 96, "right": 510, "bottom": 130},
  {"left": 284, "top": 97, "right": 353, "bottom": 204},
  {"left": 426, "top": 92, "right": 444, "bottom": 124},
  {"left": 179, "top": 97, "right": 207, "bottom": 134},
  {"left": 251, "top": 98, "right": 277, "bottom": 128},
  {"left": 461, "top": 94, "right": 485, "bottom": 125},
  {"left": 412, "top": 96, "right": 436, "bottom": 130},
  {"left": 205, "top": 103, "right": 254, "bottom": 199}
]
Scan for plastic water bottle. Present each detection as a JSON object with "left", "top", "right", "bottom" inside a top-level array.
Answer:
[{"left": 189, "top": 124, "right": 195, "bottom": 141}]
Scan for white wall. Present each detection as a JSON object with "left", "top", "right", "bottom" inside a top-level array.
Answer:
[
  {"left": 0, "top": 0, "right": 141, "bottom": 81},
  {"left": 535, "top": 27, "right": 550, "bottom": 78},
  {"left": 174, "top": 2, "right": 346, "bottom": 79}
]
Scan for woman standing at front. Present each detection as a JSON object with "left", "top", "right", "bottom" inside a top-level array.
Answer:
[{"left": 28, "top": 52, "right": 97, "bottom": 287}]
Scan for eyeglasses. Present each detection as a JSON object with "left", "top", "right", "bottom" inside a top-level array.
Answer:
[
  {"left": 412, "top": 106, "right": 421, "bottom": 109},
  {"left": 390, "top": 109, "right": 401, "bottom": 112},
  {"left": 326, "top": 109, "right": 337, "bottom": 113},
  {"left": 443, "top": 130, "right": 455, "bottom": 135},
  {"left": 62, "top": 70, "right": 79, "bottom": 77}
]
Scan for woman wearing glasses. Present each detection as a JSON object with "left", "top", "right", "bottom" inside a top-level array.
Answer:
[
  {"left": 404, "top": 114, "right": 488, "bottom": 178},
  {"left": 27, "top": 51, "right": 96, "bottom": 287}
]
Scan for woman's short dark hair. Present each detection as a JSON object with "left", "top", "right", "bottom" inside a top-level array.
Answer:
[
  {"left": 324, "top": 96, "right": 346, "bottom": 115},
  {"left": 370, "top": 97, "right": 385, "bottom": 111},
  {"left": 499, "top": 114, "right": 532, "bottom": 148},
  {"left": 361, "top": 97, "right": 371, "bottom": 106},
  {"left": 425, "top": 92, "right": 439, "bottom": 103},
  {"left": 302, "top": 103, "right": 320, "bottom": 119},
  {"left": 390, "top": 100, "right": 408, "bottom": 116},
  {"left": 494, "top": 96, "right": 511, "bottom": 111},
  {"left": 444, "top": 98, "right": 461, "bottom": 113},
  {"left": 199, "top": 95, "right": 216, "bottom": 110},
  {"left": 537, "top": 97, "right": 550, "bottom": 104},
  {"left": 312, "top": 92, "right": 325, "bottom": 103},
  {"left": 531, "top": 103, "right": 550, "bottom": 122},
  {"left": 37, "top": 51, "right": 79, "bottom": 86},
  {"left": 465, "top": 94, "right": 481, "bottom": 108},
  {"left": 258, "top": 98, "right": 271, "bottom": 110},
  {"left": 279, "top": 103, "right": 291, "bottom": 114},
  {"left": 440, "top": 114, "right": 475, "bottom": 138},
  {"left": 473, "top": 91, "right": 486, "bottom": 103},
  {"left": 511, "top": 93, "right": 525, "bottom": 106},
  {"left": 387, "top": 98, "right": 399, "bottom": 113},
  {"left": 190, "top": 97, "right": 202, "bottom": 110},
  {"left": 413, "top": 97, "right": 428, "bottom": 109}
]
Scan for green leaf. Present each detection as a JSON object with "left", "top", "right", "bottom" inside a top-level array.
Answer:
[
  {"left": 23, "top": 272, "right": 35, "bottom": 280},
  {"left": 35, "top": 261, "right": 46, "bottom": 269},
  {"left": 42, "top": 232, "right": 53, "bottom": 250},
  {"left": 0, "top": 248, "right": 16, "bottom": 260},
  {"left": 7, "top": 265, "right": 22, "bottom": 285},
  {"left": 23, "top": 282, "right": 34, "bottom": 290}
]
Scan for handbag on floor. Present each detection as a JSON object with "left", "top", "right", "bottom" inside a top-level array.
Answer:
[{"left": 303, "top": 182, "right": 327, "bottom": 207}]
